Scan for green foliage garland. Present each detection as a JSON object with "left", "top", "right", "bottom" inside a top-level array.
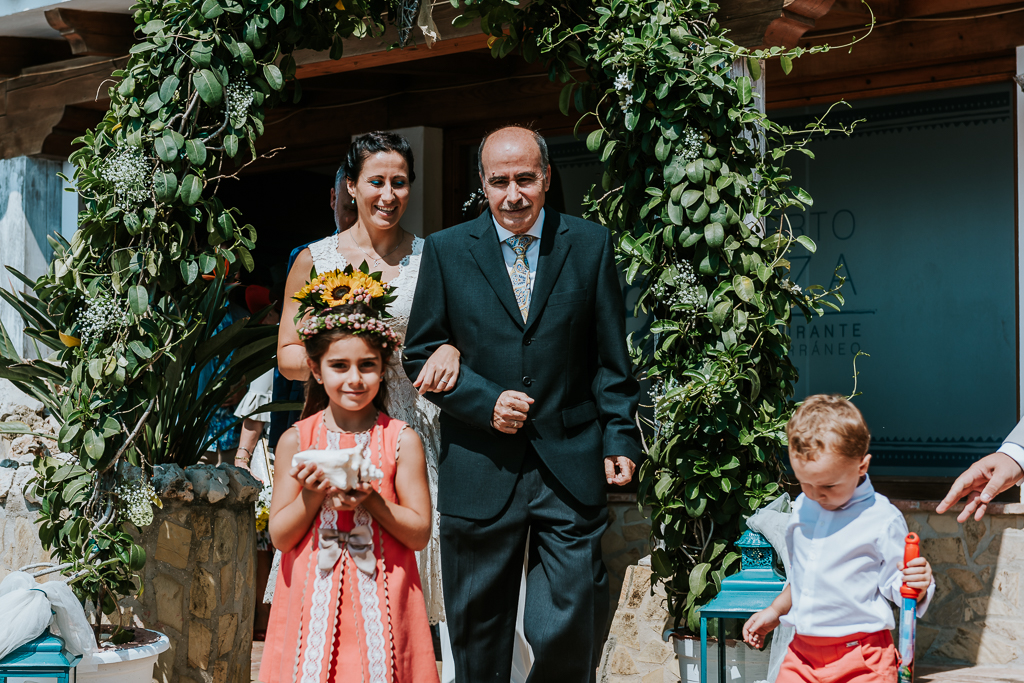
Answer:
[{"left": 0, "top": 0, "right": 854, "bottom": 633}]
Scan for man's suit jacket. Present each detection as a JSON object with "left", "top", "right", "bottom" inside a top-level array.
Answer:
[{"left": 403, "top": 209, "right": 641, "bottom": 520}]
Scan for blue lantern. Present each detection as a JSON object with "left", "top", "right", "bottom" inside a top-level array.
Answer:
[
  {"left": 698, "top": 530, "right": 785, "bottom": 683},
  {"left": 0, "top": 633, "right": 82, "bottom": 683}
]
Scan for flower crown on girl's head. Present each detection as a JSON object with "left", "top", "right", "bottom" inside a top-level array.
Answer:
[{"left": 293, "top": 265, "right": 400, "bottom": 347}]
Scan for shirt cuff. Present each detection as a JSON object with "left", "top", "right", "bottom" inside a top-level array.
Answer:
[
  {"left": 916, "top": 579, "right": 936, "bottom": 617},
  {"left": 997, "top": 442, "right": 1024, "bottom": 473}
]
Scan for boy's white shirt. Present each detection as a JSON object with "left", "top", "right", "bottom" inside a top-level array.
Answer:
[{"left": 781, "top": 475, "right": 935, "bottom": 638}]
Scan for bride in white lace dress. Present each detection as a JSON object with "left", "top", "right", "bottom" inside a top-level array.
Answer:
[{"left": 278, "top": 134, "right": 457, "bottom": 628}]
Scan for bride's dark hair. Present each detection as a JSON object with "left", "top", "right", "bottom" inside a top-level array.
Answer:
[
  {"left": 345, "top": 131, "right": 416, "bottom": 184},
  {"left": 300, "top": 302, "right": 393, "bottom": 420}
]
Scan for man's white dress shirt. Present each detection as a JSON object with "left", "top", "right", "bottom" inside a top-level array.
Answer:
[
  {"left": 997, "top": 440, "right": 1024, "bottom": 472},
  {"left": 493, "top": 208, "right": 544, "bottom": 296},
  {"left": 781, "top": 475, "right": 935, "bottom": 638}
]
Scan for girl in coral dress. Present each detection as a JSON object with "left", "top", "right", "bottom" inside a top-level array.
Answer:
[{"left": 259, "top": 268, "right": 439, "bottom": 683}]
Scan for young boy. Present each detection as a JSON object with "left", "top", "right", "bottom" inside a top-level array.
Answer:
[{"left": 743, "top": 394, "right": 935, "bottom": 682}]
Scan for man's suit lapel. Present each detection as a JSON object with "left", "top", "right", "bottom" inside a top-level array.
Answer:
[
  {"left": 524, "top": 209, "right": 570, "bottom": 334},
  {"left": 469, "top": 213, "right": 525, "bottom": 330}
]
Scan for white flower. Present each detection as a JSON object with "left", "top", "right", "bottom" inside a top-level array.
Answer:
[
  {"left": 675, "top": 128, "right": 704, "bottom": 163},
  {"left": 115, "top": 474, "right": 158, "bottom": 528},
  {"left": 225, "top": 81, "right": 255, "bottom": 129},
  {"left": 619, "top": 95, "right": 634, "bottom": 112},
  {"left": 101, "top": 147, "right": 151, "bottom": 208},
  {"left": 614, "top": 72, "right": 633, "bottom": 91},
  {"left": 76, "top": 292, "right": 131, "bottom": 346},
  {"left": 652, "top": 260, "right": 703, "bottom": 313}
]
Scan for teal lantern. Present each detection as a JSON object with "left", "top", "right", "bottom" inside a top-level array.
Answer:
[
  {"left": 698, "top": 530, "right": 785, "bottom": 683},
  {"left": 0, "top": 633, "right": 82, "bottom": 683}
]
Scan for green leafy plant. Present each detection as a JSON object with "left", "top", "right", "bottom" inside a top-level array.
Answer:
[
  {"left": 0, "top": 0, "right": 397, "bottom": 620},
  {"left": 0, "top": 0, "right": 862, "bottom": 637}
]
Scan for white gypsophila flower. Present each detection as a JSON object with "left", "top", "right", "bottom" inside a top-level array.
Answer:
[
  {"left": 619, "top": 94, "right": 634, "bottom": 112},
  {"left": 115, "top": 476, "right": 158, "bottom": 528},
  {"left": 649, "top": 375, "right": 682, "bottom": 435},
  {"left": 75, "top": 292, "right": 131, "bottom": 346},
  {"left": 652, "top": 260, "right": 704, "bottom": 313},
  {"left": 676, "top": 128, "right": 704, "bottom": 164},
  {"left": 225, "top": 81, "right": 255, "bottom": 129},
  {"left": 614, "top": 72, "right": 633, "bottom": 91},
  {"left": 101, "top": 147, "right": 151, "bottom": 209}
]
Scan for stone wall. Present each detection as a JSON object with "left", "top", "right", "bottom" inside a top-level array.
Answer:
[
  {"left": 599, "top": 560, "right": 680, "bottom": 683},
  {"left": 125, "top": 463, "right": 261, "bottom": 683},
  {"left": 604, "top": 495, "right": 653, "bottom": 604},
  {"left": 898, "top": 500, "right": 1024, "bottom": 668},
  {"left": 0, "top": 401, "right": 56, "bottom": 580}
]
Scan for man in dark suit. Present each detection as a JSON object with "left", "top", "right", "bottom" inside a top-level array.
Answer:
[{"left": 403, "top": 126, "right": 641, "bottom": 681}]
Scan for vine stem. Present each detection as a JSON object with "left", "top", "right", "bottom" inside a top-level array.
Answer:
[{"left": 101, "top": 398, "right": 155, "bottom": 474}]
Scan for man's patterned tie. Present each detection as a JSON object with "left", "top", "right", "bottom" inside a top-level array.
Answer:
[{"left": 505, "top": 234, "right": 536, "bottom": 322}]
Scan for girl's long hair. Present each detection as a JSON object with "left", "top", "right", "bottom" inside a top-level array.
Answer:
[{"left": 299, "top": 303, "right": 394, "bottom": 420}]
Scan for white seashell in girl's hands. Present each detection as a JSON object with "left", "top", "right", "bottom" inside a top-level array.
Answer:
[{"left": 292, "top": 446, "right": 384, "bottom": 490}]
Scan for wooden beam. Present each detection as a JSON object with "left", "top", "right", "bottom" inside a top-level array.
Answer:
[
  {"left": 900, "top": 0, "right": 1024, "bottom": 18},
  {"left": 44, "top": 8, "right": 136, "bottom": 56},
  {"left": 0, "top": 57, "right": 126, "bottom": 159},
  {"left": 767, "top": 53, "right": 1014, "bottom": 108},
  {"left": 295, "top": 33, "right": 491, "bottom": 80},
  {"left": 39, "top": 105, "right": 106, "bottom": 159},
  {"left": 769, "top": 9, "right": 1024, "bottom": 85},
  {"left": 0, "top": 38, "right": 72, "bottom": 78},
  {"left": 717, "top": 0, "right": 837, "bottom": 47}
]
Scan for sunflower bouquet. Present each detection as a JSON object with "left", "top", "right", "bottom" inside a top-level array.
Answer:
[
  {"left": 293, "top": 264, "right": 396, "bottom": 320},
  {"left": 292, "top": 265, "right": 399, "bottom": 346}
]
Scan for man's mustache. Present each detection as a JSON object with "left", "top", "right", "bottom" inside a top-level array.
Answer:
[{"left": 500, "top": 201, "right": 531, "bottom": 212}]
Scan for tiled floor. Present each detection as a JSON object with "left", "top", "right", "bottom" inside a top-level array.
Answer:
[
  {"left": 918, "top": 666, "right": 1024, "bottom": 682},
  {"left": 251, "top": 642, "right": 1024, "bottom": 682},
  {"left": 250, "top": 641, "right": 443, "bottom": 681}
]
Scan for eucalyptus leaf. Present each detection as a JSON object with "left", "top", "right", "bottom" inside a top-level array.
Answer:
[
  {"left": 185, "top": 139, "right": 207, "bottom": 166},
  {"left": 128, "top": 285, "right": 149, "bottom": 316},
  {"left": 263, "top": 64, "right": 284, "bottom": 91},
  {"left": 192, "top": 69, "right": 223, "bottom": 105},
  {"left": 178, "top": 175, "right": 203, "bottom": 206}
]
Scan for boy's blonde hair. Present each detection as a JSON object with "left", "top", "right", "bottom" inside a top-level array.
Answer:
[{"left": 787, "top": 394, "right": 870, "bottom": 461}]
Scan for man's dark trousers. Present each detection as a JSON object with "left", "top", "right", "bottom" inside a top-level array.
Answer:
[{"left": 441, "top": 448, "right": 609, "bottom": 682}]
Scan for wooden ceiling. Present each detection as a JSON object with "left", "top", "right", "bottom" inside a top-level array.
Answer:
[
  {"left": 3, "top": 0, "right": 1023, "bottom": 159},
  {"left": 765, "top": 0, "right": 1024, "bottom": 108}
]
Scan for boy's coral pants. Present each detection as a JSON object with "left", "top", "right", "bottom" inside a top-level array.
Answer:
[{"left": 777, "top": 631, "right": 898, "bottom": 683}]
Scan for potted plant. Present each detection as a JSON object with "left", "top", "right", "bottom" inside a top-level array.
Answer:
[{"left": 0, "top": 267, "right": 276, "bottom": 681}]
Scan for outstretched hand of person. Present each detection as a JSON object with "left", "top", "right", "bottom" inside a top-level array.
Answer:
[{"left": 936, "top": 452, "right": 1024, "bottom": 522}]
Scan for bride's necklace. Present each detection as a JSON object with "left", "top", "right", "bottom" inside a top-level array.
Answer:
[{"left": 350, "top": 230, "right": 405, "bottom": 270}]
